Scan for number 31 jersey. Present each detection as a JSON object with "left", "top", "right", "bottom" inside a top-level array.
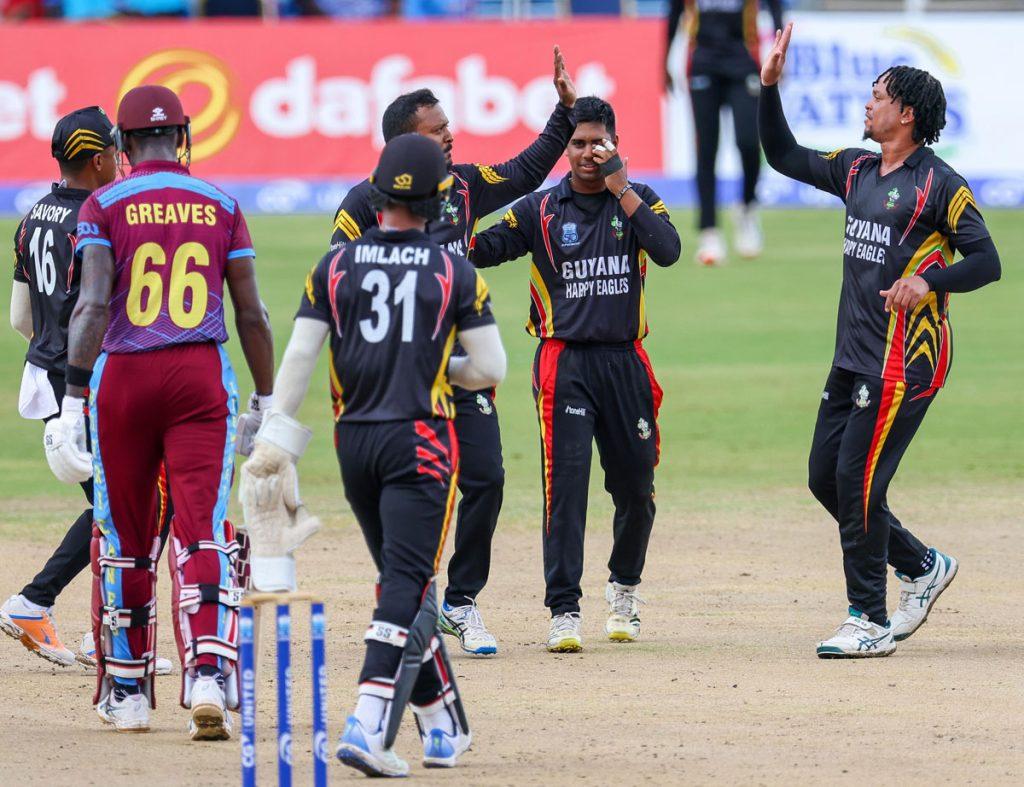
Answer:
[
  {"left": 297, "top": 227, "right": 495, "bottom": 423},
  {"left": 13, "top": 184, "right": 90, "bottom": 374},
  {"left": 76, "top": 160, "right": 255, "bottom": 354}
]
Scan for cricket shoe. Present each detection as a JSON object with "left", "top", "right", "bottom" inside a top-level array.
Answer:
[
  {"left": 0, "top": 594, "right": 76, "bottom": 667},
  {"left": 97, "top": 685, "right": 150, "bottom": 733},
  {"left": 336, "top": 715, "right": 409, "bottom": 777},
  {"left": 77, "top": 632, "right": 173, "bottom": 675},
  {"left": 733, "top": 204, "right": 764, "bottom": 258},
  {"left": 695, "top": 228, "right": 726, "bottom": 266},
  {"left": 546, "top": 612, "right": 583, "bottom": 653},
  {"left": 421, "top": 725, "right": 472, "bottom": 769},
  {"left": 188, "top": 673, "right": 232, "bottom": 741},
  {"left": 604, "top": 582, "right": 643, "bottom": 642},
  {"left": 439, "top": 599, "right": 497, "bottom": 656},
  {"left": 890, "top": 549, "right": 959, "bottom": 642},
  {"left": 816, "top": 608, "right": 896, "bottom": 659}
]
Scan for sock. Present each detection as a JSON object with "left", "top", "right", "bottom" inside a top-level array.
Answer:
[
  {"left": 113, "top": 678, "right": 142, "bottom": 696},
  {"left": 197, "top": 664, "right": 221, "bottom": 679},
  {"left": 354, "top": 694, "right": 388, "bottom": 733},
  {"left": 918, "top": 549, "right": 936, "bottom": 576},
  {"left": 415, "top": 703, "right": 456, "bottom": 736}
]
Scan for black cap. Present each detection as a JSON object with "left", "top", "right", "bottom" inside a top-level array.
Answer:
[
  {"left": 51, "top": 106, "right": 114, "bottom": 162},
  {"left": 370, "top": 133, "right": 452, "bottom": 201}
]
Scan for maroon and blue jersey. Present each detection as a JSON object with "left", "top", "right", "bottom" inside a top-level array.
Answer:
[{"left": 75, "top": 160, "right": 254, "bottom": 354}]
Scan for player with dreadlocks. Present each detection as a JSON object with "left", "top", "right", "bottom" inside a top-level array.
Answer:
[{"left": 759, "top": 24, "right": 1001, "bottom": 658}]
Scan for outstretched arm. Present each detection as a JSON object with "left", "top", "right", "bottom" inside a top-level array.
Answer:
[
  {"left": 273, "top": 317, "right": 330, "bottom": 418},
  {"left": 469, "top": 206, "right": 534, "bottom": 268},
  {"left": 758, "top": 24, "right": 818, "bottom": 184}
]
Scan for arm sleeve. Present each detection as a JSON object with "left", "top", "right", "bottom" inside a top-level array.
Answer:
[
  {"left": 468, "top": 202, "right": 535, "bottom": 268},
  {"left": 765, "top": 0, "right": 784, "bottom": 33},
  {"left": 273, "top": 317, "right": 330, "bottom": 419},
  {"left": 294, "top": 255, "right": 333, "bottom": 324},
  {"left": 74, "top": 195, "right": 111, "bottom": 253},
  {"left": 628, "top": 185, "right": 681, "bottom": 267},
  {"left": 758, "top": 83, "right": 869, "bottom": 200},
  {"left": 228, "top": 204, "right": 256, "bottom": 260},
  {"left": 920, "top": 178, "right": 1000, "bottom": 292},
  {"left": 330, "top": 183, "right": 377, "bottom": 246},
  {"left": 453, "top": 257, "right": 496, "bottom": 332},
  {"left": 12, "top": 220, "right": 27, "bottom": 283},
  {"left": 467, "top": 103, "right": 575, "bottom": 216}
]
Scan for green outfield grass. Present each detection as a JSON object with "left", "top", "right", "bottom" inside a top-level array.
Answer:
[{"left": 0, "top": 209, "right": 1020, "bottom": 531}]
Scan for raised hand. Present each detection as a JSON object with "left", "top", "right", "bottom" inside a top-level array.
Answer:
[
  {"left": 761, "top": 22, "right": 793, "bottom": 87},
  {"left": 554, "top": 45, "right": 577, "bottom": 108}
]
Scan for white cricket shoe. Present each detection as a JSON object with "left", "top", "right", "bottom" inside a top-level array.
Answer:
[
  {"left": 97, "top": 686, "right": 150, "bottom": 733},
  {"left": 336, "top": 715, "right": 409, "bottom": 777},
  {"left": 439, "top": 600, "right": 498, "bottom": 656},
  {"left": 76, "top": 632, "right": 173, "bottom": 675},
  {"left": 816, "top": 609, "right": 896, "bottom": 659},
  {"left": 734, "top": 204, "right": 764, "bottom": 258},
  {"left": 421, "top": 725, "right": 472, "bottom": 769},
  {"left": 891, "top": 549, "right": 959, "bottom": 642},
  {"left": 546, "top": 612, "right": 583, "bottom": 653},
  {"left": 604, "top": 582, "right": 643, "bottom": 643},
  {"left": 188, "top": 674, "right": 232, "bottom": 741},
  {"left": 695, "top": 228, "right": 726, "bottom": 267},
  {"left": 0, "top": 594, "right": 76, "bottom": 667}
]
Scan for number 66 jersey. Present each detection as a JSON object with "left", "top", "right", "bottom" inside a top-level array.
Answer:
[
  {"left": 75, "top": 160, "right": 255, "bottom": 353},
  {"left": 297, "top": 226, "right": 495, "bottom": 423}
]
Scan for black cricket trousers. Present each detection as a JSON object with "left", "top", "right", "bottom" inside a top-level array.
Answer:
[
  {"left": 532, "top": 339, "right": 663, "bottom": 616},
  {"left": 443, "top": 386, "right": 504, "bottom": 608},
  {"left": 808, "top": 366, "right": 935, "bottom": 625},
  {"left": 689, "top": 69, "right": 761, "bottom": 230},
  {"left": 337, "top": 418, "right": 458, "bottom": 706}
]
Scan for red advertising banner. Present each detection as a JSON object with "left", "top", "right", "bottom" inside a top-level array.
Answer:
[{"left": 0, "top": 19, "right": 663, "bottom": 181}]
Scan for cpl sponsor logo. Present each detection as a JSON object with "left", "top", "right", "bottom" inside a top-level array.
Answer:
[{"left": 118, "top": 49, "right": 241, "bottom": 162}]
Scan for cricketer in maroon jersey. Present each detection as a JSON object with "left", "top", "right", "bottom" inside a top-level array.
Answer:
[{"left": 52, "top": 85, "right": 274, "bottom": 740}]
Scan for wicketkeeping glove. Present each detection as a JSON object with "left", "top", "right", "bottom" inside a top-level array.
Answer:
[
  {"left": 43, "top": 396, "right": 92, "bottom": 484},
  {"left": 236, "top": 392, "right": 273, "bottom": 456},
  {"left": 238, "top": 412, "right": 319, "bottom": 592}
]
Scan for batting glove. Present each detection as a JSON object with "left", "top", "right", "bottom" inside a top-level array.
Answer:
[
  {"left": 43, "top": 396, "right": 92, "bottom": 484},
  {"left": 236, "top": 392, "right": 273, "bottom": 456}
]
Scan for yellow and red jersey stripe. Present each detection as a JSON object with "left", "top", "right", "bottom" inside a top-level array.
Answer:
[
  {"left": 534, "top": 340, "right": 565, "bottom": 535},
  {"left": 862, "top": 379, "right": 905, "bottom": 531}
]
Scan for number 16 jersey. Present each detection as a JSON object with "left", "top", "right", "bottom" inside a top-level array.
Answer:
[
  {"left": 297, "top": 227, "right": 495, "bottom": 423},
  {"left": 76, "top": 160, "right": 255, "bottom": 354}
]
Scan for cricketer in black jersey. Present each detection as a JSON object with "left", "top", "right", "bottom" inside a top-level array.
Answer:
[
  {"left": 13, "top": 185, "right": 90, "bottom": 377},
  {"left": 472, "top": 175, "right": 679, "bottom": 342},
  {"left": 759, "top": 29, "right": 1000, "bottom": 656},
  {"left": 330, "top": 103, "right": 575, "bottom": 258},
  {"left": 297, "top": 227, "right": 495, "bottom": 422},
  {"left": 668, "top": 0, "right": 784, "bottom": 79}
]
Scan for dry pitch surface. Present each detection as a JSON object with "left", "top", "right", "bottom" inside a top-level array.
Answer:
[{"left": 0, "top": 483, "right": 1020, "bottom": 785}]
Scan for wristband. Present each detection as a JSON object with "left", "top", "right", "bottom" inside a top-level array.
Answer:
[
  {"left": 615, "top": 183, "right": 634, "bottom": 200},
  {"left": 66, "top": 364, "right": 93, "bottom": 388}
]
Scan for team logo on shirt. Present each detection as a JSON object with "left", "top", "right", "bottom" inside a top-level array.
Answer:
[
  {"left": 637, "top": 418, "right": 652, "bottom": 440},
  {"left": 476, "top": 393, "right": 493, "bottom": 415},
  {"left": 885, "top": 187, "right": 900, "bottom": 210},
  {"left": 610, "top": 215, "right": 624, "bottom": 241},
  {"left": 442, "top": 199, "right": 459, "bottom": 224},
  {"left": 561, "top": 222, "right": 580, "bottom": 246},
  {"left": 855, "top": 385, "right": 871, "bottom": 408}
]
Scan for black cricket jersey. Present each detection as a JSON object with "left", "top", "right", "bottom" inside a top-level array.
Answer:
[
  {"left": 805, "top": 145, "right": 990, "bottom": 388},
  {"left": 12, "top": 184, "right": 90, "bottom": 374},
  {"left": 470, "top": 175, "right": 680, "bottom": 343},
  {"left": 669, "top": 0, "right": 784, "bottom": 78},
  {"left": 297, "top": 227, "right": 495, "bottom": 422},
  {"left": 329, "top": 103, "right": 576, "bottom": 257}
]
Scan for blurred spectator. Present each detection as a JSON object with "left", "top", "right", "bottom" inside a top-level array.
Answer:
[
  {"left": 62, "top": 0, "right": 188, "bottom": 18},
  {"left": 403, "top": 0, "right": 472, "bottom": 16},
  {"left": 570, "top": 0, "right": 621, "bottom": 12},
  {"left": 201, "top": 0, "right": 261, "bottom": 14},
  {"left": 290, "top": 0, "right": 396, "bottom": 15}
]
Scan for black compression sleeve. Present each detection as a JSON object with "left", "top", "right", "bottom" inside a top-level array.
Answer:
[
  {"left": 920, "top": 236, "right": 1001, "bottom": 293},
  {"left": 758, "top": 83, "right": 817, "bottom": 184},
  {"left": 628, "top": 203, "right": 681, "bottom": 267}
]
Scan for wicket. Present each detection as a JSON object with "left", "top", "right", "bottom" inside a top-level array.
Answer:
[{"left": 240, "top": 592, "right": 329, "bottom": 787}]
